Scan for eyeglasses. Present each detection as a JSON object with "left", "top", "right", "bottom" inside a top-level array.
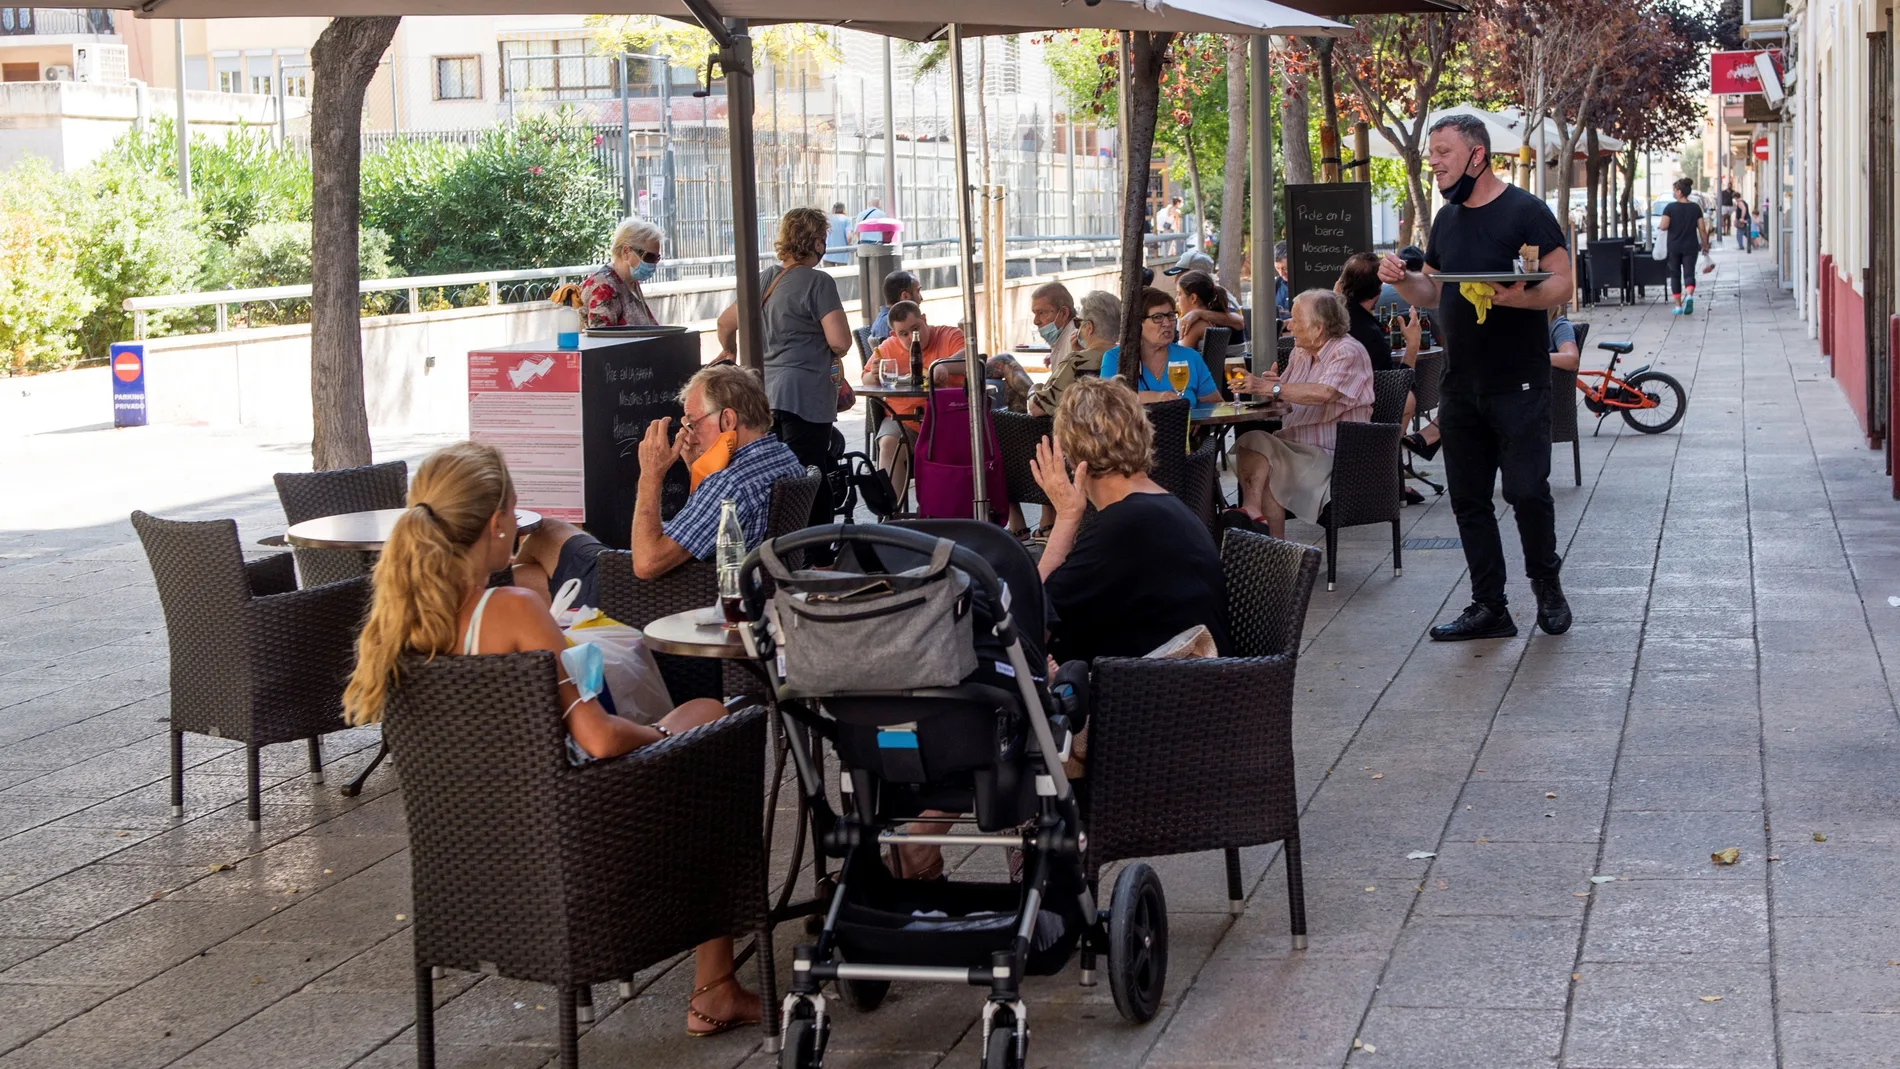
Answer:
[
  {"left": 625, "top": 247, "right": 662, "bottom": 264},
  {"left": 680, "top": 409, "right": 720, "bottom": 432},
  {"left": 1144, "top": 311, "right": 1179, "bottom": 325}
]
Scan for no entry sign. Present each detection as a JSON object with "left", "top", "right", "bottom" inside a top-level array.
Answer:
[{"left": 109, "top": 342, "right": 146, "bottom": 428}]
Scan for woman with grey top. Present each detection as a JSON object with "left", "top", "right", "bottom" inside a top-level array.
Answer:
[{"left": 716, "top": 207, "right": 853, "bottom": 526}]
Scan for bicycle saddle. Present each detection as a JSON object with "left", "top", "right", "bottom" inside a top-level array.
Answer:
[{"left": 1596, "top": 340, "right": 1635, "bottom": 355}]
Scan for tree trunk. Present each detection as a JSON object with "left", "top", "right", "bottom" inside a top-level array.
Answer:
[
  {"left": 1621, "top": 146, "right": 1638, "bottom": 231},
  {"left": 309, "top": 16, "right": 399, "bottom": 471},
  {"left": 1116, "top": 30, "right": 1175, "bottom": 369},
  {"left": 1314, "top": 38, "right": 1339, "bottom": 182},
  {"left": 1183, "top": 123, "right": 1205, "bottom": 250},
  {"left": 1403, "top": 153, "right": 1429, "bottom": 246},
  {"left": 1218, "top": 35, "right": 1249, "bottom": 292},
  {"left": 1584, "top": 127, "right": 1600, "bottom": 242},
  {"left": 1275, "top": 39, "right": 1313, "bottom": 187}
]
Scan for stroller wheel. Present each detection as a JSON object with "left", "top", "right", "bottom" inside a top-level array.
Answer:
[
  {"left": 983, "top": 1011, "right": 1024, "bottom": 1069},
  {"left": 837, "top": 975, "right": 890, "bottom": 1013},
  {"left": 1108, "top": 862, "right": 1169, "bottom": 1024},
  {"left": 779, "top": 1014, "right": 821, "bottom": 1069}
]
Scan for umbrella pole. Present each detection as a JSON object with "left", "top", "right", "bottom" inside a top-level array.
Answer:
[
  {"left": 683, "top": 4, "right": 765, "bottom": 371},
  {"left": 949, "top": 24, "right": 988, "bottom": 521},
  {"left": 1248, "top": 34, "right": 1276, "bottom": 350}
]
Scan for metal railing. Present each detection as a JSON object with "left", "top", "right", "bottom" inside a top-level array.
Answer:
[
  {"left": 0, "top": 7, "right": 113, "bottom": 35},
  {"left": 120, "top": 234, "right": 1190, "bottom": 340}
]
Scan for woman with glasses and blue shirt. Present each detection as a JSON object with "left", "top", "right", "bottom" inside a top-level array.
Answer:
[
  {"left": 579, "top": 216, "right": 663, "bottom": 329},
  {"left": 1099, "top": 286, "right": 1223, "bottom": 404}
]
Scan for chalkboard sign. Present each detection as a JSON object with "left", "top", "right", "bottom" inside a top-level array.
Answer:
[
  {"left": 578, "top": 333, "right": 702, "bottom": 550},
  {"left": 1285, "top": 182, "right": 1374, "bottom": 300}
]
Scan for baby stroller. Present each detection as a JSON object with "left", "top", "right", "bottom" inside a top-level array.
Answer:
[{"left": 737, "top": 521, "right": 1168, "bottom": 1069}]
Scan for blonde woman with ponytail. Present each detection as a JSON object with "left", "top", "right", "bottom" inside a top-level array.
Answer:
[{"left": 342, "top": 442, "right": 760, "bottom": 1038}]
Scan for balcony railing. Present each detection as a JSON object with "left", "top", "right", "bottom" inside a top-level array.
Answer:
[{"left": 0, "top": 8, "right": 115, "bottom": 36}]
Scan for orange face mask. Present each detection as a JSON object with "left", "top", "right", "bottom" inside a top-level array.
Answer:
[{"left": 688, "top": 431, "right": 739, "bottom": 492}]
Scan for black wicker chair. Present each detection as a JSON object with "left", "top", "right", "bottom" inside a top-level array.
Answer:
[
  {"left": 384, "top": 656, "right": 771, "bottom": 1069},
  {"left": 1198, "top": 326, "right": 1235, "bottom": 400},
  {"left": 1083, "top": 528, "right": 1320, "bottom": 941},
  {"left": 993, "top": 409, "right": 1054, "bottom": 517},
  {"left": 597, "top": 470, "right": 823, "bottom": 703},
  {"left": 852, "top": 325, "right": 875, "bottom": 367},
  {"left": 273, "top": 461, "right": 408, "bottom": 589},
  {"left": 1551, "top": 323, "right": 1588, "bottom": 486},
  {"left": 1315, "top": 368, "right": 1412, "bottom": 592},
  {"left": 131, "top": 511, "right": 370, "bottom": 826}
]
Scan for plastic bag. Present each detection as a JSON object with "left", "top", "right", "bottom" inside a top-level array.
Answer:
[
  {"left": 1650, "top": 225, "right": 1668, "bottom": 261},
  {"left": 550, "top": 579, "right": 674, "bottom": 726}
]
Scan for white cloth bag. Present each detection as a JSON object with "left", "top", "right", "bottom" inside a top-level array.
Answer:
[{"left": 550, "top": 579, "right": 674, "bottom": 726}]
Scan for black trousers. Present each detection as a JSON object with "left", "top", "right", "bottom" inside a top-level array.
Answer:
[
  {"left": 772, "top": 409, "right": 836, "bottom": 528},
  {"left": 1439, "top": 388, "right": 1562, "bottom": 608},
  {"left": 1666, "top": 248, "right": 1699, "bottom": 296}
]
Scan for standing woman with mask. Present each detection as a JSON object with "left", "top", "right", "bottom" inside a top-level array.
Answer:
[
  {"left": 580, "top": 217, "right": 663, "bottom": 328},
  {"left": 1378, "top": 113, "right": 1574, "bottom": 643}
]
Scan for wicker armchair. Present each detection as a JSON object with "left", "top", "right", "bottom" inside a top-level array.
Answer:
[
  {"left": 131, "top": 511, "right": 369, "bottom": 825},
  {"left": 853, "top": 326, "right": 875, "bottom": 367},
  {"left": 1315, "top": 368, "right": 1412, "bottom": 592},
  {"left": 596, "top": 470, "right": 822, "bottom": 703},
  {"left": 1551, "top": 322, "right": 1588, "bottom": 486},
  {"left": 383, "top": 655, "right": 771, "bottom": 1069},
  {"left": 993, "top": 409, "right": 1054, "bottom": 515},
  {"left": 273, "top": 461, "right": 408, "bottom": 589},
  {"left": 1198, "top": 326, "right": 1235, "bottom": 399},
  {"left": 1083, "top": 528, "right": 1320, "bottom": 940}
]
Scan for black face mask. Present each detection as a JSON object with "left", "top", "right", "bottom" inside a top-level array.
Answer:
[{"left": 1439, "top": 147, "right": 1484, "bottom": 205}]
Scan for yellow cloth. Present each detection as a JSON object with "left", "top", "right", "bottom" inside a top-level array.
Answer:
[
  {"left": 688, "top": 431, "right": 738, "bottom": 492},
  {"left": 1460, "top": 282, "right": 1496, "bottom": 324}
]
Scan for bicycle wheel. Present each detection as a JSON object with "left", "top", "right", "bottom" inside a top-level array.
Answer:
[{"left": 1620, "top": 371, "right": 1687, "bottom": 434}]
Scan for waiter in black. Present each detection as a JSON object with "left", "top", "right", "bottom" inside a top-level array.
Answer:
[{"left": 1379, "top": 114, "right": 1572, "bottom": 640}]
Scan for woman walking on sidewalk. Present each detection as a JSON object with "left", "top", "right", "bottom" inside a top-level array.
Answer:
[{"left": 1660, "top": 178, "right": 1712, "bottom": 315}]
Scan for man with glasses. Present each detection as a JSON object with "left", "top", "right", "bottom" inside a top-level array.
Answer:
[
  {"left": 579, "top": 216, "right": 665, "bottom": 328},
  {"left": 512, "top": 365, "right": 804, "bottom": 607},
  {"left": 1378, "top": 113, "right": 1573, "bottom": 641}
]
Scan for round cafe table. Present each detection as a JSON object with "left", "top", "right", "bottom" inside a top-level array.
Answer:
[
  {"left": 284, "top": 508, "right": 542, "bottom": 550},
  {"left": 1190, "top": 401, "right": 1287, "bottom": 428},
  {"left": 642, "top": 606, "right": 749, "bottom": 659}
]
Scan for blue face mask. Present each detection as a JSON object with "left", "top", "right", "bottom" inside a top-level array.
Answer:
[
  {"left": 560, "top": 643, "right": 606, "bottom": 704},
  {"left": 629, "top": 260, "right": 657, "bottom": 284},
  {"left": 1038, "top": 321, "right": 1063, "bottom": 345}
]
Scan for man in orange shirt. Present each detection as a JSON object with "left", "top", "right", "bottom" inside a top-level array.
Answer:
[{"left": 860, "top": 300, "right": 965, "bottom": 499}]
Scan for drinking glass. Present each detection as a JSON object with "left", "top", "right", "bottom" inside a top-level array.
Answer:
[
  {"left": 1166, "top": 359, "right": 1192, "bottom": 396},
  {"left": 717, "top": 559, "right": 742, "bottom": 630},
  {"left": 878, "top": 358, "right": 900, "bottom": 389},
  {"left": 1225, "top": 357, "right": 1248, "bottom": 393}
]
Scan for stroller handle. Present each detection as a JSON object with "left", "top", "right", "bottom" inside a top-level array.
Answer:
[{"left": 738, "top": 524, "right": 1015, "bottom": 638}]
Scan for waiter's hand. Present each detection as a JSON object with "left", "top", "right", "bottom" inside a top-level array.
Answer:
[
  {"left": 1377, "top": 252, "right": 1410, "bottom": 284},
  {"left": 1487, "top": 281, "right": 1536, "bottom": 310},
  {"left": 638, "top": 417, "right": 683, "bottom": 483}
]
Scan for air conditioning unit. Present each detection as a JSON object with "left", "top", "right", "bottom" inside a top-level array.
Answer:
[{"left": 44, "top": 66, "right": 72, "bottom": 82}]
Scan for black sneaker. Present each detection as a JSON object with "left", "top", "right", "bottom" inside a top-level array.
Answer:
[
  {"left": 1530, "top": 577, "right": 1572, "bottom": 635},
  {"left": 1429, "top": 602, "right": 1518, "bottom": 641}
]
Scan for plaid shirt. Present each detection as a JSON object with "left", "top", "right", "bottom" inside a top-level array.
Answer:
[
  {"left": 663, "top": 435, "right": 808, "bottom": 559},
  {"left": 1275, "top": 334, "right": 1373, "bottom": 454}
]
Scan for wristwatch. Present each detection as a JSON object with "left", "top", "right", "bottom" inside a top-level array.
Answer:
[{"left": 1271, "top": 383, "right": 1283, "bottom": 399}]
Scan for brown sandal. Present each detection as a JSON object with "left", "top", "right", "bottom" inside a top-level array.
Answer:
[{"left": 686, "top": 971, "right": 759, "bottom": 1038}]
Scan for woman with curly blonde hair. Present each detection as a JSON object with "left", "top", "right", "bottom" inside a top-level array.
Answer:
[
  {"left": 716, "top": 207, "right": 852, "bottom": 526},
  {"left": 1028, "top": 377, "right": 1228, "bottom": 662},
  {"left": 341, "top": 441, "right": 760, "bottom": 1038}
]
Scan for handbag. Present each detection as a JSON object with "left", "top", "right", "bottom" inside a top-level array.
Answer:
[{"left": 762, "top": 264, "right": 855, "bottom": 413}]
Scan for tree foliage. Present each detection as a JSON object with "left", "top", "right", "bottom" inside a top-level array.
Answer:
[
  {"left": 1334, "top": 13, "right": 1468, "bottom": 243},
  {"left": 585, "top": 16, "right": 839, "bottom": 68},
  {"left": 102, "top": 118, "right": 312, "bottom": 246},
  {"left": 0, "top": 161, "right": 95, "bottom": 372}
]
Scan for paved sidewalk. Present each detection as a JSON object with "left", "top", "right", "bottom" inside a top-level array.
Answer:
[{"left": 1, "top": 249, "right": 1896, "bottom": 1068}]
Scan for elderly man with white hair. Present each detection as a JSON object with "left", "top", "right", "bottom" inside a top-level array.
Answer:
[{"left": 579, "top": 216, "right": 664, "bottom": 328}]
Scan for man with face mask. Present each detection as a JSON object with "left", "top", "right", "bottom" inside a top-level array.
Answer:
[{"left": 1379, "top": 113, "right": 1574, "bottom": 642}]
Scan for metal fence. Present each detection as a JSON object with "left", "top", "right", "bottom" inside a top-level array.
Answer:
[{"left": 302, "top": 49, "right": 1124, "bottom": 264}]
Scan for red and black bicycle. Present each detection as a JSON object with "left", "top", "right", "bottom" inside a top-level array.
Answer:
[{"left": 1578, "top": 340, "right": 1688, "bottom": 435}]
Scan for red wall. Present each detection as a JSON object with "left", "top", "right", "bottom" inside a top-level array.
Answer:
[{"left": 1827, "top": 262, "right": 1871, "bottom": 439}]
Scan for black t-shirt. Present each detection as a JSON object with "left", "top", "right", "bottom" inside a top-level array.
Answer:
[
  {"left": 1347, "top": 301, "right": 1394, "bottom": 373},
  {"left": 1044, "top": 492, "right": 1229, "bottom": 663},
  {"left": 1425, "top": 184, "right": 1567, "bottom": 394},
  {"left": 1719, "top": 188, "right": 1735, "bottom": 207},
  {"left": 1661, "top": 201, "right": 1704, "bottom": 254}
]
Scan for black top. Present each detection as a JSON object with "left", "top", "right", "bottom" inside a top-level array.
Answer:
[
  {"left": 1425, "top": 184, "right": 1567, "bottom": 394},
  {"left": 1347, "top": 301, "right": 1395, "bottom": 373},
  {"left": 1719, "top": 187, "right": 1734, "bottom": 206},
  {"left": 1661, "top": 200, "right": 1704, "bottom": 254},
  {"left": 1044, "top": 492, "right": 1229, "bottom": 663}
]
